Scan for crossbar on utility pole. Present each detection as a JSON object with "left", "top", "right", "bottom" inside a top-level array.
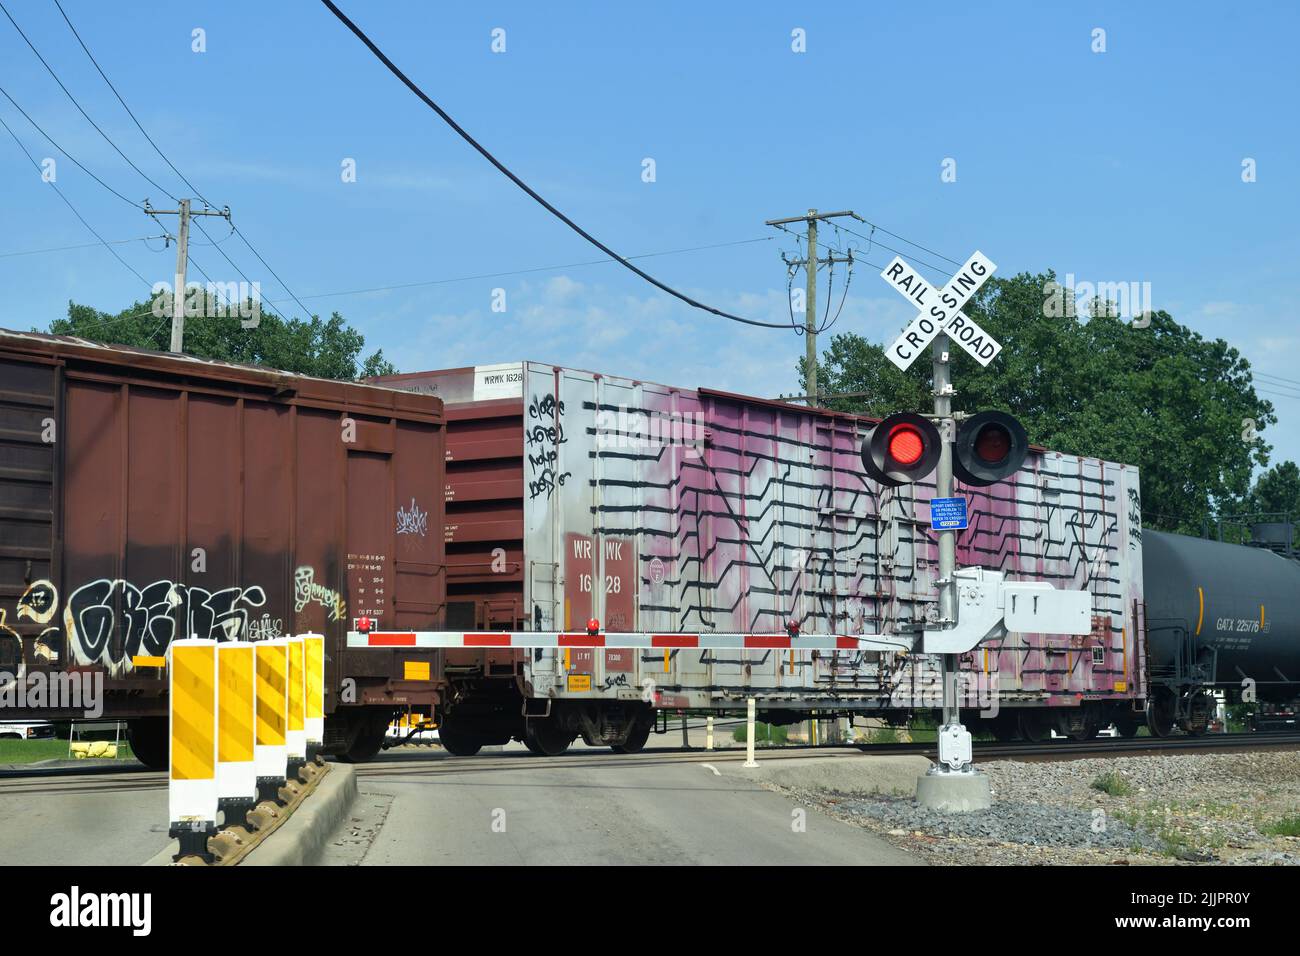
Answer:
[
  {"left": 765, "top": 209, "right": 858, "bottom": 407},
  {"left": 144, "top": 200, "right": 231, "bottom": 354}
]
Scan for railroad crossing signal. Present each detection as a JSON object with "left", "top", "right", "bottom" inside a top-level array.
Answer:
[
  {"left": 881, "top": 251, "right": 1002, "bottom": 369},
  {"left": 860, "top": 410, "right": 1029, "bottom": 488},
  {"left": 860, "top": 412, "right": 942, "bottom": 487},
  {"left": 952, "top": 410, "right": 1029, "bottom": 486}
]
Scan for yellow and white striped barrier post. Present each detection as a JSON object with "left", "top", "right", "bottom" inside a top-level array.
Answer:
[
  {"left": 216, "top": 640, "right": 256, "bottom": 827},
  {"left": 303, "top": 633, "right": 326, "bottom": 763},
  {"left": 169, "top": 637, "right": 218, "bottom": 862},
  {"left": 254, "top": 637, "right": 289, "bottom": 802},
  {"left": 285, "top": 635, "right": 307, "bottom": 776}
]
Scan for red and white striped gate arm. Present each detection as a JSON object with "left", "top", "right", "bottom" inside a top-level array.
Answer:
[{"left": 346, "top": 629, "right": 913, "bottom": 652}]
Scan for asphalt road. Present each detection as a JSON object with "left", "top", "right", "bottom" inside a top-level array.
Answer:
[
  {"left": 0, "top": 764, "right": 169, "bottom": 866},
  {"left": 325, "top": 745, "right": 921, "bottom": 865},
  {"left": 0, "top": 743, "right": 920, "bottom": 866}
]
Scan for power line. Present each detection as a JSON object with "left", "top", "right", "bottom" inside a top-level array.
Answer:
[
  {"left": 0, "top": 83, "right": 144, "bottom": 209},
  {"left": 0, "top": 235, "right": 167, "bottom": 259},
  {"left": 190, "top": 216, "right": 292, "bottom": 325},
  {"left": 834, "top": 222, "right": 954, "bottom": 278},
  {"left": 0, "top": 0, "right": 177, "bottom": 202},
  {"left": 1254, "top": 369, "right": 1300, "bottom": 389},
  {"left": 228, "top": 224, "right": 315, "bottom": 320},
  {"left": 52, "top": 0, "right": 213, "bottom": 207},
  {"left": 0, "top": 111, "right": 151, "bottom": 287},
  {"left": 269, "top": 236, "right": 776, "bottom": 303},
  {"left": 320, "top": 0, "right": 788, "bottom": 331},
  {"left": 842, "top": 216, "right": 964, "bottom": 268},
  {"left": 48, "top": 1, "right": 316, "bottom": 325}
]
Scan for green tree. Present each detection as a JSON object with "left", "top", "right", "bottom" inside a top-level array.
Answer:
[
  {"left": 46, "top": 297, "right": 396, "bottom": 380},
  {"left": 811, "top": 271, "right": 1276, "bottom": 533},
  {"left": 1247, "top": 461, "right": 1300, "bottom": 518}
]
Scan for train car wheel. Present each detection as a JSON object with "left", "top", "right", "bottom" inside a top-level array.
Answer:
[
  {"left": 1146, "top": 689, "right": 1178, "bottom": 737},
  {"left": 611, "top": 714, "right": 653, "bottom": 754},
  {"left": 1112, "top": 714, "right": 1141, "bottom": 738},
  {"left": 434, "top": 723, "right": 486, "bottom": 759},
  {"left": 1017, "top": 711, "right": 1052, "bottom": 743},
  {"left": 126, "top": 717, "right": 168, "bottom": 770},
  {"left": 437, "top": 717, "right": 484, "bottom": 757},
  {"left": 1180, "top": 690, "right": 1215, "bottom": 736},
  {"left": 334, "top": 709, "right": 393, "bottom": 763},
  {"left": 340, "top": 726, "right": 385, "bottom": 762},
  {"left": 524, "top": 717, "right": 574, "bottom": 756}
]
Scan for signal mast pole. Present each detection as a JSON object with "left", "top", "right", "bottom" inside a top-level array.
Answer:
[{"left": 932, "top": 336, "right": 961, "bottom": 737}]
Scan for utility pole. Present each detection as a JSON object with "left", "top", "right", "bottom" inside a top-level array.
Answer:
[
  {"left": 144, "top": 200, "right": 230, "bottom": 354},
  {"left": 765, "top": 209, "right": 857, "bottom": 407}
]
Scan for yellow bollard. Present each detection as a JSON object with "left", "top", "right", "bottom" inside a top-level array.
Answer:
[
  {"left": 303, "top": 634, "right": 325, "bottom": 762},
  {"left": 254, "top": 638, "right": 289, "bottom": 802},
  {"left": 285, "top": 636, "right": 307, "bottom": 774},
  {"left": 169, "top": 638, "right": 218, "bottom": 861},
  {"left": 217, "top": 641, "right": 256, "bottom": 825}
]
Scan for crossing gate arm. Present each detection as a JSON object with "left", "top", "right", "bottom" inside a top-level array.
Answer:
[
  {"left": 347, "top": 630, "right": 916, "bottom": 652},
  {"left": 348, "top": 568, "right": 1091, "bottom": 657}
]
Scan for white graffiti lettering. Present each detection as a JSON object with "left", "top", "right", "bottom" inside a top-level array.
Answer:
[
  {"left": 396, "top": 497, "right": 428, "bottom": 537},
  {"left": 63, "top": 578, "right": 267, "bottom": 676},
  {"left": 294, "top": 566, "right": 346, "bottom": 621}
]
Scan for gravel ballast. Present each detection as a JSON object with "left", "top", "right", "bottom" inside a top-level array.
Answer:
[{"left": 770, "top": 750, "right": 1300, "bottom": 865}]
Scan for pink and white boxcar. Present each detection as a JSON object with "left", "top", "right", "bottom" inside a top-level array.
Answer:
[{"left": 370, "top": 361, "right": 1146, "bottom": 751}]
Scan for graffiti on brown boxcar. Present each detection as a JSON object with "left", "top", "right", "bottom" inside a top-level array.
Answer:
[
  {"left": 0, "top": 580, "right": 65, "bottom": 676},
  {"left": 0, "top": 568, "right": 339, "bottom": 677},
  {"left": 293, "top": 566, "right": 346, "bottom": 621},
  {"left": 246, "top": 613, "right": 284, "bottom": 640},
  {"left": 64, "top": 578, "right": 268, "bottom": 675},
  {"left": 395, "top": 497, "right": 428, "bottom": 536}
]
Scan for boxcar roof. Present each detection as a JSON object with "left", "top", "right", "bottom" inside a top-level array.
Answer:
[{"left": 0, "top": 327, "right": 441, "bottom": 421}]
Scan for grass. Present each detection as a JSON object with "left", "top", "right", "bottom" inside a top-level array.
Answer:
[
  {"left": 1261, "top": 814, "right": 1300, "bottom": 837},
  {"left": 0, "top": 737, "right": 72, "bottom": 763},
  {"left": 731, "top": 721, "right": 788, "bottom": 745},
  {"left": 0, "top": 736, "right": 134, "bottom": 764},
  {"left": 1091, "top": 771, "right": 1133, "bottom": 797}
]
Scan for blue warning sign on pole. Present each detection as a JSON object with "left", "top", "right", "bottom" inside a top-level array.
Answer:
[{"left": 930, "top": 496, "right": 968, "bottom": 531}]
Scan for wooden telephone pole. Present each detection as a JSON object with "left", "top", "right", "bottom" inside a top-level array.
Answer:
[
  {"left": 144, "top": 200, "right": 231, "bottom": 353},
  {"left": 765, "top": 209, "right": 857, "bottom": 407}
]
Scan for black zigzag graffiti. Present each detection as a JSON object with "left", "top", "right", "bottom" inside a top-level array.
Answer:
[{"left": 588, "top": 414, "right": 1125, "bottom": 633}]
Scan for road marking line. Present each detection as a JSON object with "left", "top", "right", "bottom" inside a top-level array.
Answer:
[{"left": 700, "top": 763, "right": 720, "bottom": 776}]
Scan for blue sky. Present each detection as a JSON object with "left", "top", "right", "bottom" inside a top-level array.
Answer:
[{"left": 2, "top": 1, "right": 1297, "bottom": 465}]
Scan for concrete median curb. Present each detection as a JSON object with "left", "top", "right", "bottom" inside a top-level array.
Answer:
[
  {"left": 732, "top": 754, "right": 934, "bottom": 796},
  {"left": 143, "top": 764, "right": 358, "bottom": 866}
]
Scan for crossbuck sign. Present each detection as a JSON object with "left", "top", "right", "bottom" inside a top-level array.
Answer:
[{"left": 881, "top": 251, "right": 1002, "bottom": 370}]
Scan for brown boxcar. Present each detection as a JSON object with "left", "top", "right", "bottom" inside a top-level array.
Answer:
[{"left": 0, "top": 330, "right": 447, "bottom": 763}]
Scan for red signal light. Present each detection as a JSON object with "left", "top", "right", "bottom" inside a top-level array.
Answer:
[
  {"left": 888, "top": 426, "right": 925, "bottom": 466},
  {"left": 861, "top": 412, "right": 941, "bottom": 487},
  {"left": 953, "top": 411, "right": 1028, "bottom": 486},
  {"left": 973, "top": 424, "right": 1011, "bottom": 464}
]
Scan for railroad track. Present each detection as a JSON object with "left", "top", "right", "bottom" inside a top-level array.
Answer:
[
  {"left": 6, "top": 732, "right": 1299, "bottom": 788},
  {"left": 947, "top": 732, "right": 1300, "bottom": 762}
]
